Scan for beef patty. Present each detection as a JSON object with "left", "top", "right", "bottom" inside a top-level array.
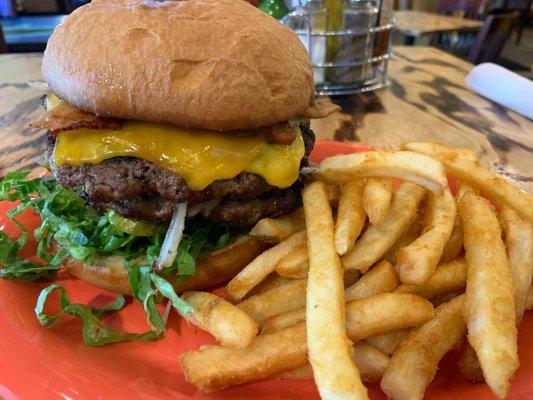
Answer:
[{"left": 47, "top": 125, "right": 315, "bottom": 228}]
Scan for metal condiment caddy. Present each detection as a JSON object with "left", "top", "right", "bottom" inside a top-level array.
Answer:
[{"left": 282, "top": 4, "right": 395, "bottom": 96}]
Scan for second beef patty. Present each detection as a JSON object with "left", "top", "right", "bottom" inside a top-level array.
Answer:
[{"left": 47, "top": 125, "right": 315, "bottom": 228}]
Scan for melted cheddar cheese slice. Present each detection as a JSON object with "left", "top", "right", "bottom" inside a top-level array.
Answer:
[{"left": 53, "top": 121, "right": 305, "bottom": 191}]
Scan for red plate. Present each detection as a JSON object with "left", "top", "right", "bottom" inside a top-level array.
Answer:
[{"left": 0, "top": 141, "right": 531, "bottom": 400}]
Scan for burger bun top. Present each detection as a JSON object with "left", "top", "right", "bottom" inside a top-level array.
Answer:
[{"left": 42, "top": 0, "right": 323, "bottom": 131}]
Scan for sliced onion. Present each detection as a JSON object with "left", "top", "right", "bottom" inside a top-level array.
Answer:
[
  {"left": 27, "top": 80, "right": 49, "bottom": 90},
  {"left": 288, "top": 119, "right": 300, "bottom": 127},
  {"left": 162, "top": 300, "right": 172, "bottom": 324},
  {"left": 154, "top": 202, "right": 187, "bottom": 271},
  {"left": 300, "top": 166, "right": 319, "bottom": 175}
]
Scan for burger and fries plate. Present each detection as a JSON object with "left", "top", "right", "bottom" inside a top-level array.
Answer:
[{"left": 1, "top": 141, "right": 532, "bottom": 400}]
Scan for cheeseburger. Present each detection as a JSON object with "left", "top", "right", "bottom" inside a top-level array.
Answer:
[{"left": 0, "top": 0, "right": 338, "bottom": 337}]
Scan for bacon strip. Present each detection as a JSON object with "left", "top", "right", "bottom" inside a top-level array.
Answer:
[
  {"left": 30, "top": 100, "right": 121, "bottom": 135},
  {"left": 257, "top": 122, "right": 296, "bottom": 145},
  {"left": 299, "top": 98, "right": 341, "bottom": 119},
  {"left": 30, "top": 97, "right": 306, "bottom": 146}
]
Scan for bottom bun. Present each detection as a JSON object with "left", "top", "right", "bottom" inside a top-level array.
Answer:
[{"left": 63, "top": 235, "right": 268, "bottom": 295}]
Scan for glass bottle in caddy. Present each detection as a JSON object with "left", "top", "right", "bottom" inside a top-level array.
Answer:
[
  {"left": 282, "top": 0, "right": 328, "bottom": 84},
  {"left": 328, "top": 0, "right": 379, "bottom": 84},
  {"left": 259, "top": 0, "right": 290, "bottom": 20}
]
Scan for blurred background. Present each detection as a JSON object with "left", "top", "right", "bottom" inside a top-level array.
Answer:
[{"left": 0, "top": 0, "right": 531, "bottom": 81}]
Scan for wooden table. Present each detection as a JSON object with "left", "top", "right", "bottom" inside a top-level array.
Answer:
[
  {"left": 394, "top": 10, "right": 483, "bottom": 44},
  {"left": 0, "top": 46, "right": 532, "bottom": 193}
]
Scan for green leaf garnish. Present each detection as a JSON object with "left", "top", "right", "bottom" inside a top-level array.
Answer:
[
  {"left": 0, "top": 232, "right": 59, "bottom": 281},
  {"left": 35, "top": 283, "right": 159, "bottom": 346},
  {"left": 0, "top": 171, "right": 235, "bottom": 344},
  {"left": 151, "top": 273, "right": 193, "bottom": 315}
]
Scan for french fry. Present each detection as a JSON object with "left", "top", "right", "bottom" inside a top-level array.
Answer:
[
  {"left": 381, "top": 295, "right": 466, "bottom": 400},
  {"left": 383, "top": 216, "right": 422, "bottom": 264},
  {"left": 182, "top": 295, "right": 432, "bottom": 393},
  {"left": 396, "top": 259, "right": 466, "bottom": 299},
  {"left": 226, "top": 230, "right": 306, "bottom": 302},
  {"left": 345, "top": 260, "right": 399, "bottom": 302},
  {"left": 431, "top": 291, "right": 463, "bottom": 307},
  {"left": 317, "top": 150, "right": 447, "bottom": 192},
  {"left": 365, "top": 329, "right": 411, "bottom": 356},
  {"left": 326, "top": 184, "right": 340, "bottom": 208},
  {"left": 274, "top": 364, "right": 313, "bottom": 380},
  {"left": 274, "top": 245, "right": 309, "bottom": 279},
  {"left": 404, "top": 143, "right": 533, "bottom": 223},
  {"left": 345, "top": 293, "right": 435, "bottom": 341},
  {"left": 402, "top": 141, "right": 477, "bottom": 162},
  {"left": 344, "top": 270, "right": 362, "bottom": 287},
  {"left": 180, "top": 322, "right": 308, "bottom": 393},
  {"left": 251, "top": 268, "right": 358, "bottom": 302},
  {"left": 335, "top": 180, "right": 366, "bottom": 255},
  {"left": 261, "top": 270, "right": 420, "bottom": 335},
  {"left": 459, "top": 207, "right": 533, "bottom": 383},
  {"left": 261, "top": 308, "right": 306, "bottom": 334},
  {"left": 499, "top": 206, "right": 533, "bottom": 322},
  {"left": 342, "top": 182, "right": 426, "bottom": 273},
  {"left": 237, "top": 278, "right": 307, "bottom": 325},
  {"left": 250, "top": 208, "right": 305, "bottom": 244},
  {"left": 459, "top": 192, "right": 518, "bottom": 399},
  {"left": 263, "top": 261, "right": 399, "bottom": 334},
  {"left": 439, "top": 215, "right": 463, "bottom": 263},
  {"left": 261, "top": 293, "right": 433, "bottom": 341},
  {"left": 396, "top": 187, "right": 456, "bottom": 285},
  {"left": 275, "top": 342, "right": 390, "bottom": 383},
  {"left": 303, "top": 181, "right": 368, "bottom": 400},
  {"left": 180, "top": 291, "right": 258, "bottom": 349},
  {"left": 363, "top": 177, "right": 393, "bottom": 225},
  {"left": 351, "top": 342, "right": 390, "bottom": 383},
  {"left": 181, "top": 320, "right": 388, "bottom": 393},
  {"left": 260, "top": 270, "right": 361, "bottom": 334},
  {"left": 459, "top": 345, "right": 485, "bottom": 383},
  {"left": 245, "top": 274, "right": 293, "bottom": 298},
  {"left": 455, "top": 180, "right": 478, "bottom": 203},
  {"left": 184, "top": 142, "right": 532, "bottom": 397}
]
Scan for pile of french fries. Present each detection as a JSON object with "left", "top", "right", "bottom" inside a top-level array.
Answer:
[{"left": 178, "top": 142, "right": 533, "bottom": 400}]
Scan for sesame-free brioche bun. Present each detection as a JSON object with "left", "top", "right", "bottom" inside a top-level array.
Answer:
[
  {"left": 42, "top": 0, "right": 321, "bottom": 131},
  {"left": 63, "top": 235, "right": 268, "bottom": 295}
]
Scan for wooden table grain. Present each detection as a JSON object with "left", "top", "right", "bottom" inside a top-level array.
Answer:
[
  {"left": 394, "top": 10, "right": 483, "bottom": 37},
  {"left": 0, "top": 46, "right": 531, "bottom": 193}
]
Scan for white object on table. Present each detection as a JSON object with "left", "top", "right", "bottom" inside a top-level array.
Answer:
[
  {"left": 466, "top": 63, "right": 533, "bottom": 120},
  {"left": 296, "top": 31, "right": 326, "bottom": 84}
]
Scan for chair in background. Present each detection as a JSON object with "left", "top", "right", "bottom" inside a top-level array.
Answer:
[
  {"left": 436, "top": 0, "right": 489, "bottom": 19},
  {"left": 500, "top": 0, "right": 531, "bottom": 9},
  {"left": 467, "top": 11, "right": 519, "bottom": 63},
  {"left": 56, "top": 0, "right": 90, "bottom": 13},
  {"left": 0, "top": 21, "right": 7, "bottom": 53},
  {"left": 498, "top": 0, "right": 532, "bottom": 45},
  {"left": 433, "top": 0, "right": 488, "bottom": 56}
]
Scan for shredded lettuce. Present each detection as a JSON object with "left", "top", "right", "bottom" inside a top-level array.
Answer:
[
  {"left": 0, "top": 231, "right": 58, "bottom": 281},
  {"left": 35, "top": 283, "right": 160, "bottom": 346},
  {"left": 0, "top": 171, "right": 233, "bottom": 345}
]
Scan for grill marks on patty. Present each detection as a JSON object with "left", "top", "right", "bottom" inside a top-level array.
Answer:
[{"left": 47, "top": 125, "right": 315, "bottom": 228}]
